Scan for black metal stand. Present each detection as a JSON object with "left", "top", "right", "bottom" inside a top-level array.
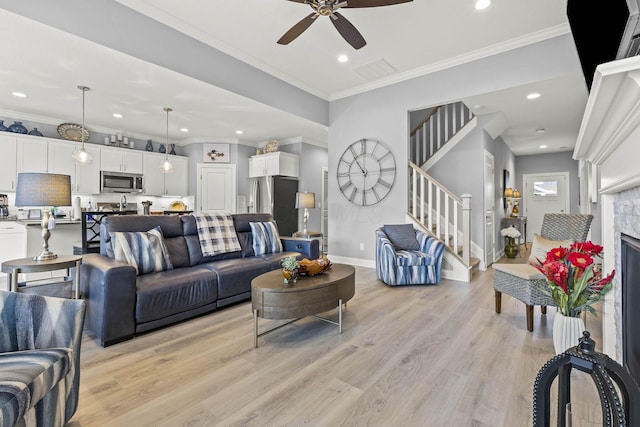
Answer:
[{"left": 533, "top": 331, "right": 640, "bottom": 426}]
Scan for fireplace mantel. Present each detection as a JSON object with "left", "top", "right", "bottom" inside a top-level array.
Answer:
[
  {"left": 574, "top": 54, "right": 640, "bottom": 361},
  {"left": 574, "top": 55, "right": 640, "bottom": 194}
]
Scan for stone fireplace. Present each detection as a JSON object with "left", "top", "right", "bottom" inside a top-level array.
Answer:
[{"left": 573, "top": 54, "right": 640, "bottom": 369}]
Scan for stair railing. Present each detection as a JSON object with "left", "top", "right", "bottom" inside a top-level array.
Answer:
[
  {"left": 410, "top": 102, "right": 474, "bottom": 166},
  {"left": 409, "top": 161, "right": 471, "bottom": 265}
]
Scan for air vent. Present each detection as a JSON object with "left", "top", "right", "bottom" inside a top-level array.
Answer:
[{"left": 352, "top": 59, "right": 397, "bottom": 80}]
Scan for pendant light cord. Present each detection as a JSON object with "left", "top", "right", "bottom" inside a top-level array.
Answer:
[
  {"left": 164, "top": 107, "right": 172, "bottom": 161},
  {"left": 78, "top": 85, "right": 90, "bottom": 149}
]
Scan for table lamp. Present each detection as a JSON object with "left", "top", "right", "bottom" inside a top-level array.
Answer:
[
  {"left": 295, "top": 191, "right": 315, "bottom": 235},
  {"left": 15, "top": 173, "right": 71, "bottom": 261}
]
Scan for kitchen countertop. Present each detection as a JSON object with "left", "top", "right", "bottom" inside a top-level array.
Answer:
[{"left": 18, "top": 219, "right": 82, "bottom": 226}]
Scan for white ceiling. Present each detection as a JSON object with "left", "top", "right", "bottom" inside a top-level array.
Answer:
[{"left": 0, "top": 0, "right": 589, "bottom": 155}]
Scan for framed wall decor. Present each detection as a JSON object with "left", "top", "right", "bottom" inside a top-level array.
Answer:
[
  {"left": 503, "top": 169, "right": 510, "bottom": 210},
  {"left": 203, "top": 144, "right": 230, "bottom": 163}
]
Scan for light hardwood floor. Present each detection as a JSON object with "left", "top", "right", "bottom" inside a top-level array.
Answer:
[{"left": 69, "top": 260, "right": 603, "bottom": 426}]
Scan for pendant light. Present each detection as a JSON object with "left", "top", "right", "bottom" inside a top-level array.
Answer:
[
  {"left": 161, "top": 107, "right": 174, "bottom": 173},
  {"left": 72, "top": 85, "right": 93, "bottom": 164}
]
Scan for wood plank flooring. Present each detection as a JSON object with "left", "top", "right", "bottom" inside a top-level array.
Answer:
[{"left": 68, "top": 261, "right": 603, "bottom": 426}]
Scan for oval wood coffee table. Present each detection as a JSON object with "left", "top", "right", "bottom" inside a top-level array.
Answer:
[{"left": 251, "top": 263, "right": 355, "bottom": 347}]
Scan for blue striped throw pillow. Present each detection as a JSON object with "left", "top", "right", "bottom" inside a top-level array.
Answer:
[
  {"left": 110, "top": 226, "right": 174, "bottom": 275},
  {"left": 250, "top": 221, "right": 283, "bottom": 256}
]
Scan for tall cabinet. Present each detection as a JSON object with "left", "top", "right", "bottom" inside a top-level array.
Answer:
[{"left": 0, "top": 134, "right": 17, "bottom": 191}]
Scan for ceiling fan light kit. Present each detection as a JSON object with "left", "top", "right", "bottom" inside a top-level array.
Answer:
[{"left": 278, "top": 0, "right": 413, "bottom": 50}]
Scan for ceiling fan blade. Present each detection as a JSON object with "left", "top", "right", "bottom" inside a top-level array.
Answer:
[
  {"left": 343, "top": 0, "right": 413, "bottom": 7},
  {"left": 330, "top": 12, "right": 366, "bottom": 50},
  {"left": 277, "top": 13, "right": 318, "bottom": 45}
]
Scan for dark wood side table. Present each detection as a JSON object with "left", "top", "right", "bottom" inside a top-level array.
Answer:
[
  {"left": 501, "top": 216, "right": 528, "bottom": 249},
  {"left": 1, "top": 255, "right": 82, "bottom": 299},
  {"left": 292, "top": 231, "right": 323, "bottom": 256}
]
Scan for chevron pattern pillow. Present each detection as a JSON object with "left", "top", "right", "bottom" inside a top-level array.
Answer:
[
  {"left": 250, "top": 221, "right": 283, "bottom": 256},
  {"left": 110, "top": 226, "right": 174, "bottom": 275}
]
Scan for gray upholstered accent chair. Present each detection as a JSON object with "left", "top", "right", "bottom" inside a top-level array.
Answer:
[
  {"left": 493, "top": 213, "right": 594, "bottom": 331},
  {"left": 0, "top": 291, "right": 86, "bottom": 427}
]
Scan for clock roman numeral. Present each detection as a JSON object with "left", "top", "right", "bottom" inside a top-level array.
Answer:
[
  {"left": 378, "top": 151, "right": 392, "bottom": 162},
  {"left": 380, "top": 167, "right": 395, "bottom": 173},
  {"left": 377, "top": 178, "right": 392, "bottom": 189},
  {"left": 340, "top": 181, "right": 353, "bottom": 192}
]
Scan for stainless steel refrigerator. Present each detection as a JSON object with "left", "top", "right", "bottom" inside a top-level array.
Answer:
[{"left": 248, "top": 175, "right": 299, "bottom": 237}]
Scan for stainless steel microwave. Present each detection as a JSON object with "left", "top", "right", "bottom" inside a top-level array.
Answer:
[{"left": 100, "top": 171, "right": 144, "bottom": 193}]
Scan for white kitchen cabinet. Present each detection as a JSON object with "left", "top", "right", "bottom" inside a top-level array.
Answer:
[
  {"left": 48, "top": 140, "right": 101, "bottom": 194},
  {"left": 100, "top": 147, "right": 143, "bottom": 174},
  {"left": 17, "top": 137, "right": 48, "bottom": 173},
  {"left": 0, "top": 134, "right": 17, "bottom": 191},
  {"left": 164, "top": 156, "right": 188, "bottom": 196},
  {"left": 0, "top": 221, "right": 27, "bottom": 281},
  {"left": 249, "top": 152, "right": 299, "bottom": 177},
  {"left": 142, "top": 152, "right": 188, "bottom": 196}
]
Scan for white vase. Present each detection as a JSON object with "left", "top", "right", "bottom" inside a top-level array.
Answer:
[{"left": 553, "top": 312, "right": 585, "bottom": 354}]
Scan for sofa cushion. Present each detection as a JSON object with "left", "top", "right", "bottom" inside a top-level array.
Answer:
[
  {"left": 0, "top": 348, "right": 72, "bottom": 427},
  {"left": 258, "top": 251, "right": 304, "bottom": 270},
  {"left": 201, "top": 258, "right": 271, "bottom": 300},
  {"left": 110, "top": 226, "right": 173, "bottom": 275},
  {"left": 135, "top": 267, "right": 217, "bottom": 324},
  {"left": 250, "top": 221, "right": 283, "bottom": 255},
  {"left": 383, "top": 224, "right": 420, "bottom": 251}
]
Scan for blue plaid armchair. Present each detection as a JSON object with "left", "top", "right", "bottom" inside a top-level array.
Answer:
[
  {"left": 0, "top": 291, "right": 86, "bottom": 427},
  {"left": 376, "top": 226, "right": 446, "bottom": 286}
]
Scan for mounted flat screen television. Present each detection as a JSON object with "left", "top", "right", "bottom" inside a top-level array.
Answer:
[{"left": 567, "top": 0, "right": 640, "bottom": 89}]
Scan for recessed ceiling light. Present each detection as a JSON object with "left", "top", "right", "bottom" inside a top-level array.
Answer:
[
  {"left": 535, "top": 128, "right": 545, "bottom": 133},
  {"left": 475, "top": 0, "right": 491, "bottom": 10},
  {"left": 338, "top": 54, "right": 349, "bottom": 63},
  {"left": 113, "top": 113, "right": 123, "bottom": 118},
  {"left": 236, "top": 130, "right": 243, "bottom": 135},
  {"left": 180, "top": 128, "right": 189, "bottom": 133},
  {"left": 527, "top": 92, "right": 541, "bottom": 100},
  {"left": 539, "top": 145, "right": 547, "bottom": 149},
  {"left": 12, "top": 92, "right": 27, "bottom": 98}
]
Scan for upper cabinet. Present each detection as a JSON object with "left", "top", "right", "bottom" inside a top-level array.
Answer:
[
  {"left": 142, "top": 152, "right": 188, "bottom": 196},
  {"left": 100, "top": 146, "right": 143, "bottom": 174},
  {"left": 249, "top": 152, "right": 299, "bottom": 178},
  {"left": 0, "top": 134, "right": 17, "bottom": 191},
  {"left": 17, "top": 137, "right": 48, "bottom": 173},
  {"left": 48, "top": 140, "right": 101, "bottom": 194}
]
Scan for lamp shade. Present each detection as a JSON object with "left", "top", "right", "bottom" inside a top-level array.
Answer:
[
  {"left": 295, "top": 192, "right": 315, "bottom": 209},
  {"left": 15, "top": 173, "right": 72, "bottom": 207},
  {"left": 503, "top": 187, "right": 513, "bottom": 198},
  {"left": 512, "top": 189, "right": 521, "bottom": 198}
]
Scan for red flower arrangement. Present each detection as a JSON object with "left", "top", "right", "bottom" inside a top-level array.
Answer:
[{"left": 531, "top": 241, "right": 614, "bottom": 317}]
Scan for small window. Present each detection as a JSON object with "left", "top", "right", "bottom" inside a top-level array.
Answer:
[{"left": 533, "top": 181, "right": 558, "bottom": 197}]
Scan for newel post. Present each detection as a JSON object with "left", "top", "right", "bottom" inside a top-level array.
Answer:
[{"left": 461, "top": 193, "right": 471, "bottom": 265}]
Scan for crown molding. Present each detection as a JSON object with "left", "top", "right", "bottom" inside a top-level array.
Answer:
[{"left": 329, "top": 24, "right": 572, "bottom": 101}]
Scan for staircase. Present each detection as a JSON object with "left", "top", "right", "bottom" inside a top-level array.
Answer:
[{"left": 407, "top": 102, "right": 480, "bottom": 282}]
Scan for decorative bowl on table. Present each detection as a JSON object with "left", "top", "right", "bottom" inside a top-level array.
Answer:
[{"left": 298, "top": 257, "right": 332, "bottom": 276}]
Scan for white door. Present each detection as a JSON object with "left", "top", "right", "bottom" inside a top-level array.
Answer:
[
  {"left": 523, "top": 172, "right": 569, "bottom": 242},
  {"left": 197, "top": 163, "right": 236, "bottom": 214},
  {"left": 484, "top": 151, "right": 495, "bottom": 267}
]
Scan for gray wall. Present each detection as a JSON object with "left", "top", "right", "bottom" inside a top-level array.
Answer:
[
  {"left": 514, "top": 150, "right": 600, "bottom": 242},
  {"left": 515, "top": 151, "right": 580, "bottom": 213},
  {"left": 328, "top": 34, "right": 584, "bottom": 262}
]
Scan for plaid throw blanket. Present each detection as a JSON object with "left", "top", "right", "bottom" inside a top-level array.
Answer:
[{"left": 191, "top": 213, "right": 242, "bottom": 257}]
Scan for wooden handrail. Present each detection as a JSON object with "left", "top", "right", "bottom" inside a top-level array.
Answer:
[
  {"left": 409, "top": 161, "right": 462, "bottom": 203},
  {"left": 410, "top": 106, "right": 441, "bottom": 136}
]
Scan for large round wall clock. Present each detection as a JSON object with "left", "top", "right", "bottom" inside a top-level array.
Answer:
[{"left": 337, "top": 138, "right": 396, "bottom": 206}]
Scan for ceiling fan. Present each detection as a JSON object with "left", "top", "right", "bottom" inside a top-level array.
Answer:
[{"left": 278, "top": 0, "right": 413, "bottom": 50}]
